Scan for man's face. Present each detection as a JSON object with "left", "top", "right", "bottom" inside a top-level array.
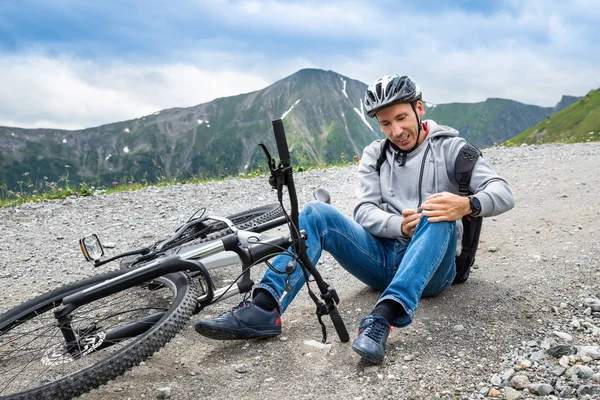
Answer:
[{"left": 376, "top": 101, "right": 425, "bottom": 151}]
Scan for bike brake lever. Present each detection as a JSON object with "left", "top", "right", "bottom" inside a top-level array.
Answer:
[
  {"left": 258, "top": 143, "right": 276, "bottom": 172},
  {"left": 258, "top": 143, "right": 278, "bottom": 189}
]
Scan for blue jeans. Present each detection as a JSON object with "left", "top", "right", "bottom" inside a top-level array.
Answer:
[{"left": 255, "top": 201, "right": 457, "bottom": 328}]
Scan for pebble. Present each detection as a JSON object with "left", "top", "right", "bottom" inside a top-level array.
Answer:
[
  {"left": 552, "top": 331, "right": 573, "bottom": 342},
  {"left": 529, "top": 350, "right": 544, "bottom": 362},
  {"left": 504, "top": 386, "right": 523, "bottom": 400},
  {"left": 559, "top": 355, "right": 570, "bottom": 367},
  {"left": 527, "top": 383, "right": 553, "bottom": 396},
  {"left": 567, "top": 365, "right": 594, "bottom": 380},
  {"left": 583, "top": 297, "right": 600, "bottom": 311},
  {"left": 502, "top": 368, "right": 515, "bottom": 382},
  {"left": 577, "top": 345, "right": 600, "bottom": 359},
  {"left": 303, "top": 340, "right": 332, "bottom": 354},
  {"left": 577, "top": 385, "right": 600, "bottom": 396},
  {"left": 489, "top": 375, "right": 502, "bottom": 386},
  {"left": 156, "top": 387, "right": 171, "bottom": 399},
  {"left": 546, "top": 344, "right": 572, "bottom": 358},
  {"left": 364, "top": 366, "right": 379, "bottom": 374},
  {"left": 510, "top": 374, "right": 530, "bottom": 389}
]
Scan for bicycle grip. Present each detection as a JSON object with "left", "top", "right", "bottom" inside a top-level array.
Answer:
[
  {"left": 329, "top": 306, "right": 350, "bottom": 342},
  {"left": 271, "top": 119, "right": 291, "bottom": 167}
]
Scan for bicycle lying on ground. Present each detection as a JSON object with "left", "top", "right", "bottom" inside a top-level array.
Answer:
[{"left": 0, "top": 119, "right": 349, "bottom": 400}]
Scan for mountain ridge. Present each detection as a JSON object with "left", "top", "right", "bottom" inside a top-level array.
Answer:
[{"left": 0, "top": 68, "right": 584, "bottom": 192}]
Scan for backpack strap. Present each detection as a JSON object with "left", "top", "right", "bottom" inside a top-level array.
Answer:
[
  {"left": 454, "top": 143, "right": 481, "bottom": 196},
  {"left": 375, "top": 139, "right": 390, "bottom": 172}
]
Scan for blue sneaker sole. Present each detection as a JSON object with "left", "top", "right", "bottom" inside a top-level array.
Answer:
[{"left": 194, "top": 324, "right": 281, "bottom": 340}]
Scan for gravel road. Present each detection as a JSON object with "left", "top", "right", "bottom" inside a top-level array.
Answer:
[{"left": 1, "top": 142, "right": 599, "bottom": 399}]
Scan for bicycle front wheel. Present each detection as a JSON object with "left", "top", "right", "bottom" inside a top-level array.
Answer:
[{"left": 0, "top": 269, "right": 197, "bottom": 400}]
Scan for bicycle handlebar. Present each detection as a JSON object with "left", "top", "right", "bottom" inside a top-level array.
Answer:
[{"left": 272, "top": 119, "right": 291, "bottom": 167}]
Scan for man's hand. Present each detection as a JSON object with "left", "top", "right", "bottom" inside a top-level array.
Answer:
[
  {"left": 401, "top": 208, "right": 422, "bottom": 237},
  {"left": 421, "top": 191, "right": 471, "bottom": 222}
]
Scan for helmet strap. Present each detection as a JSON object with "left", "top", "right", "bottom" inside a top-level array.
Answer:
[{"left": 409, "top": 101, "right": 422, "bottom": 152}]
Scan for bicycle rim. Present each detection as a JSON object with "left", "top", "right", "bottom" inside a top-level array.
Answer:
[{"left": 0, "top": 270, "right": 197, "bottom": 400}]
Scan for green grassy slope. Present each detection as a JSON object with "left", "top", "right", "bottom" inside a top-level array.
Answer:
[{"left": 507, "top": 89, "right": 600, "bottom": 145}]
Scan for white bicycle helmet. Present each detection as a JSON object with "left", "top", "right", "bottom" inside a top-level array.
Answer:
[{"left": 364, "top": 74, "right": 422, "bottom": 118}]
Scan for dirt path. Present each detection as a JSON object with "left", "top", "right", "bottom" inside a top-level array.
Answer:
[{"left": 1, "top": 143, "right": 599, "bottom": 399}]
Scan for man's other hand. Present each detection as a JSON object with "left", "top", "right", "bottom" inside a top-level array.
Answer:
[{"left": 401, "top": 208, "right": 422, "bottom": 237}]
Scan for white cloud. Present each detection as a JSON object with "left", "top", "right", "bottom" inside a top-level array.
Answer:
[
  {"left": 0, "top": 53, "right": 270, "bottom": 129},
  {"left": 200, "top": 0, "right": 377, "bottom": 39},
  {"left": 0, "top": 0, "right": 598, "bottom": 129},
  {"left": 325, "top": 1, "right": 600, "bottom": 107}
]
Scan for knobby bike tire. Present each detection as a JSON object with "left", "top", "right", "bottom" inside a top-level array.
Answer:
[
  {"left": 0, "top": 269, "right": 198, "bottom": 400},
  {"left": 120, "top": 204, "right": 285, "bottom": 268},
  {"left": 199, "top": 203, "right": 285, "bottom": 243}
]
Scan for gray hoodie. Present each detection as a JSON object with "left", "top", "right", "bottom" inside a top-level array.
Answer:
[{"left": 353, "top": 120, "right": 515, "bottom": 253}]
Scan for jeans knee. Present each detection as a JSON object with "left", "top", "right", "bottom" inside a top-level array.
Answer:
[
  {"left": 302, "top": 200, "right": 334, "bottom": 220},
  {"left": 420, "top": 217, "right": 455, "bottom": 234}
]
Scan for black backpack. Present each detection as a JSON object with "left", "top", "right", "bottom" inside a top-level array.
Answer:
[{"left": 375, "top": 140, "right": 482, "bottom": 284}]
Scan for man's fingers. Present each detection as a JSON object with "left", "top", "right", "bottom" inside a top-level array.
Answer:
[{"left": 426, "top": 193, "right": 443, "bottom": 200}]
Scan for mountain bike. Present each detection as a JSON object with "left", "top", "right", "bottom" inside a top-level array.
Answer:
[{"left": 0, "top": 119, "right": 349, "bottom": 400}]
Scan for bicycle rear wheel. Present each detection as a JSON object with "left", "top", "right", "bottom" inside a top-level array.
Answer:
[
  {"left": 0, "top": 269, "right": 197, "bottom": 399},
  {"left": 121, "top": 204, "right": 285, "bottom": 268},
  {"left": 200, "top": 203, "right": 286, "bottom": 242}
]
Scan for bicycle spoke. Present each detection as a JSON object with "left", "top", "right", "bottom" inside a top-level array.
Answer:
[{"left": 0, "top": 277, "right": 178, "bottom": 397}]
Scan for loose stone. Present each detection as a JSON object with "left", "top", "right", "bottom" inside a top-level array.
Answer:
[
  {"left": 546, "top": 345, "right": 573, "bottom": 358},
  {"left": 553, "top": 331, "right": 573, "bottom": 342},
  {"left": 364, "top": 366, "right": 379, "bottom": 374},
  {"left": 559, "top": 355, "right": 570, "bottom": 367},
  {"left": 577, "top": 345, "right": 600, "bottom": 360},
  {"left": 577, "top": 385, "right": 600, "bottom": 397},
  {"left": 489, "top": 375, "right": 502, "bottom": 386},
  {"left": 529, "top": 350, "right": 544, "bottom": 362},
  {"left": 156, "top": 387, "right": 171, "bottom": 399},
  {"left": 567, "top": 365, "right": 594, "bottom": 380},
  {"left": 510, "top": 374, "right": 530, "bottom": 389},
  {"left": 504, "top": 387, "right": 523, "bottom": 400},
  {"left": 527, "top": 383, "right": 553, "bottom": 396},
  {"left": 502, "top": 368, "right": 516, "bottom": 382}
]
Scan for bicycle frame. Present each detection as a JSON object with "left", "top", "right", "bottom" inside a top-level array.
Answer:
[{"left": 62, "top": 118, "right": 349, "bottom": 346}]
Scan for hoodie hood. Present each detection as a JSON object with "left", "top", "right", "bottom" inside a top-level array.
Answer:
[{"left": 423, "top": 120, "right": 459, "bottom": 140}]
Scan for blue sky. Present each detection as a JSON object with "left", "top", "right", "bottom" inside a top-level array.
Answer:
[{"left": 1, "top": 0, "right": 599, "bottom": 130}]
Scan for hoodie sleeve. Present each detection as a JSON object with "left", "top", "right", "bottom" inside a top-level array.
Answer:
[
  {"left": 353, "top": 143, "right": 404, "bottom": 238},
  {"left": 444, "top": 138, "right": 515, "bottom": 217},
  {"left": 469, "top": 155, "right": 515, "bottom": 217}
]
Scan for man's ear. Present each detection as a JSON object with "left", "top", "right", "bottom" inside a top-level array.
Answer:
[{"left": 416, "top": 100, "right": 426, "bottom": 117}]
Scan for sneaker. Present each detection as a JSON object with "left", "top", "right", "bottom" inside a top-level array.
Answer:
[
  {"left": 351, "top": 314, "right": 391, "bottom": 364},
  {"left": 194, "top": 301, "right": 281, "bottom": 340}
]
